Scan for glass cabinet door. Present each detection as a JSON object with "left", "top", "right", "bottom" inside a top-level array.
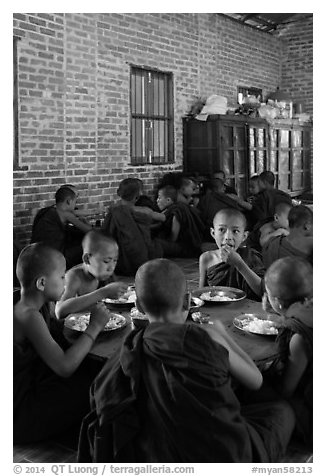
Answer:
[
  {"left": 248, "top": 124, "right": 269, "bottom": 177},
  {"left": 219, "top": 122, "right": 247, "bottom": 197}
]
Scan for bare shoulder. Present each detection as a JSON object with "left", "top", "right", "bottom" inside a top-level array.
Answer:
[
  {"left": 14, "top": 303, "right": 42, "bottom": 327},
  {"left": 289, "top": 333, "right": 309, "bottom": 361},
  {"left": 200, "top": 249, "right": 219, "bottom": 266},
  {"left": 68, "top": 265, "right": 98, "bottom": 295},
  {"left": 260, "top": 222, "right": 274, "bottom": 234},
  {"left": 66, "top": 264, "right": 83, "bottom": 280}
]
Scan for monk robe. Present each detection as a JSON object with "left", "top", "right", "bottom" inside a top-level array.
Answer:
[
  {"left": 102, "top": 204, "right": 162, "bottom": 275},
  {"left": 77, "top": 322, "right": 294, "bottom": 463},
  {"left": 13, "top": 290, "right": 102, "bottom": 444},
  {"left": 157, "top": 202, "right": 204, "bottom": 257},
  {"left": 206, "top": 246, "right": 265, "bottom": 300},
  {"left": 31, "top": 206, "right": 66, "bottom": 252},
  {"left": 275, "top": 300, "right": 313, "bottom": 446},
  {"left": 198, "top": 191, "right": 242, "bottom": 240},
  {"left": 31, "top": 206, "right": 82, "bottom": 268},
  {"left": 252, "top": 189, "right": 292, "bottom": 224},
  {"left": 262, "top": 235, "right": 313, "bottom": 269}
]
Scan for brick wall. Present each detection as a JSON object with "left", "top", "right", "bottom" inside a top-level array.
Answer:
[
  {"left": 279, "top": 16, "right": 313, "bottom": 114},
  {"left": 13, "top": 13, "right": 288, "bottom": 244}
]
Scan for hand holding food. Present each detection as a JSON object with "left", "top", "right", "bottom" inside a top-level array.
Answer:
[
  {"left": 89, "top": 302, "right": 111, "bottom": 331},
  {"left": 220, "top": 245, "right": 242, "bottom": 266},
  {"left": 102, "top": 282, "right": 129, "bottom": 300}
]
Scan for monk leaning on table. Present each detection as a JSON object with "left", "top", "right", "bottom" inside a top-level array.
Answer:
[{"left": 78, "top": 258, "right": 295, "bottom": 463}]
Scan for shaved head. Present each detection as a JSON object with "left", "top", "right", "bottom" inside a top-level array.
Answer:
[
  {"left": 265, "top": 257, "right": 313, "bottom": 304},
  {"left": 275, "top": 202, "right": 292, "bottom": 216},
  {"left": 16, "top": 243, "right": 65, "bottom": 289},
  {"left": 135, "top": 259, "right": 186, "bottom": 318},
  {"left": 288, "top": 205, "right": 313, "bottom": 229},
  {"left": 213, "top": 208, "right": 247, "bottom": 229},
  {"left": 82, "top": 230, "right": 117, "bottom": 255}
]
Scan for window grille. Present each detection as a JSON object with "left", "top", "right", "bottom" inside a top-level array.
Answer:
[{"left": 130, "top": 66, "right": 174, "bottom": 165}]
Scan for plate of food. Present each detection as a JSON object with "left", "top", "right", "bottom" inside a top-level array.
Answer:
[
  {"left": 233, "top": 314, "right": 280, "bottom": 336},
  {"left": 102, "top": 286, "right": 136, "bottom": 308},
  {"left": 130, "top": 306, "right": 149, "bottom": 329},
  {"left": 192, "top": 286, "right": 246, "bottom": 304},
  {"left": 65, "top": 312, "right": 127, "bottom": 332}
]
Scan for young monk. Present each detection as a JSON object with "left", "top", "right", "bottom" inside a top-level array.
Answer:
[
  {"left": 78, "top": 258, "right": 294, "bottom": 463},
  {"left": 259, "top": 201, "right": 292, "bottom": 247},
  {"left": 177, "top": 176, "right": 197, "bottom": 205},
  {"left": 264, "top": 257, "right": 313, "bottom": 446},
  {"left": 199, "top": 208, "right": 264, "bottom": 299},
  {"left": 198, "top": 178, "right": 245, "bottom": 241},
  {"left": 31, "top": 186, "right": 92, "bottom": 268},
  {"left": 262, "top": 205, "right": 313, "bottom": 268},
  {"left": 213, "top": 170, "right": 237, "bottom": 195},
  {"left": 134, "top": 178, "right": 160, "bottom": 211},
  {"left": 14, "top": 243, "right": 111, "bottom": 444},
  {"left": 156, "top": 185, "right": 204, "bottom": 257},
  {"left": 102, "top": 178, "right": 163, "bottom": 275},
  {"left": 229, "top": 172, "right": 292, "bottom": 224},
  {"left": 55, "top": 230, "right": 128, "bottom": 319}
]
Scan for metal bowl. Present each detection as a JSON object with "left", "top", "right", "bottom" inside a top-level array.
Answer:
[{"left": 192, "top": 286, "right": 246, "bottom": 304}]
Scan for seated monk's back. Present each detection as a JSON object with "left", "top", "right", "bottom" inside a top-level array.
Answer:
[{"left": 102, "top": 204, "right": 162, "bottom": 275}]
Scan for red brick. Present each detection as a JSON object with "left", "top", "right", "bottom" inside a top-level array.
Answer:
[{"left": 13, "top": 13, "right": 312, "bottom": 243}]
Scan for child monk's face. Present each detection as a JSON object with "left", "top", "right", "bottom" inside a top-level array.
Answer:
[
  {"left": 211, "top": 212, "right": 247, "bottom": 251},
  {"left": 249, "top": 180, "right": 260, "bottom": 195},
  {"left": 181, "top": 180, "right": 196, "bottom": 198},
  {"left": 88, "top": 243, "right": 119, "bottom": 281},
  {"left": 157, "top": 190, "right": 171, "bottom": 211}
]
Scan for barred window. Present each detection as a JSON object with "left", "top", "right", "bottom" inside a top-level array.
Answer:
[{"left": 130, "top": 66, "right": 174, "bottom": 165}]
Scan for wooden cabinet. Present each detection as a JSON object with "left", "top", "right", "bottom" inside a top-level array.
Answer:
[
  {"left": 269, "top": 121, "right": 311, "bottom": 196},
  {"left": 183, "top": 115, "right": 312, "bottom": 198}
]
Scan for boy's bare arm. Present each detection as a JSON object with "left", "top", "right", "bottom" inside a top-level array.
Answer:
[
  {"left": 170, "top": 216, "right": 180, "bottom": 242},
  {"left": 132, "top": 205, "right": 166, "bottom": 223},
  {"left": 199, "top": 252, "right": 210, "bottom": 287},
  {"left": 24, "top": 305, "right": 110, "bottom": 378},
  {"left": 56, "top": 273, "right": 128, "bottom": 318},
  {"left": 260, "top": 227, "right": 289, "bottom": 247},
  {"left": 204, "top": 322, "right": 262, "bottom": 390},
  {"left": 226, "top": 194, "right": 253, "bottom": 210},
  {"left": 221, "top": 246, "right": 262, "bottom": 297},
  {"left": 64, "top": 210, "right": 92, "bottom": 233},
  {"left": 73, "top": 208, "right": 91, "bottom": 218}
]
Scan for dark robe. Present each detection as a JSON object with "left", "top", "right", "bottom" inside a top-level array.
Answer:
[
  {"left": 198, "top": 191, "right": 242, "bottom": 235},
  {"left": 31, "top": 206, "right": 83, "bottom": 268},
  {"left": 225, "top": 184, "right": 237, "bottom": 195},
  {"left": 157, "top": 202, "right": 204, "bottom": 257},
  {"left": 102, "top": 204, "right": 162, "bottom": 275},
  {"left": 275, "top": 300, "right": 313, "bottom": 446},
  {"left": 206, "top": 246, "right": 265, "bottom": 300},
  {"left": 77, "top": 323, "right": 277, "bottom": 463},
  {"left": 31, "top": 206, "right": 66, "bottom": 252},
  {"left": 13, "top": 292, "right": 102, "bottom": 444},
  {"left": 245, "top": 217, "right": 273, "bottom": 252},
  {"left": 251, "top": 189, "right": 292, "bottom": 224},
  {"left": 262, "top": 235, "right": 313, "bottom": 269},
  {"left": 135, "top": 195, "right": 159, "bottom": 211}
]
